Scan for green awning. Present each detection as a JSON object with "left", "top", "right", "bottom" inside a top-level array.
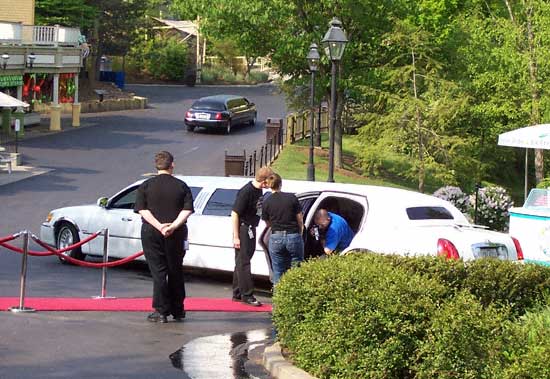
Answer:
[{"left": 0, "top": 75, "right": 23, "bottom": 87}]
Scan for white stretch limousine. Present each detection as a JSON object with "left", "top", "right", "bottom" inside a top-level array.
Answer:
[{"left": 40, "top": 176, "right": 524, "bottom": 278}]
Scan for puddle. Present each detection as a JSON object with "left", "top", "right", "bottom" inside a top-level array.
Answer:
[{"left": 170, "top": 329, "right": 272, "bottom": 378}]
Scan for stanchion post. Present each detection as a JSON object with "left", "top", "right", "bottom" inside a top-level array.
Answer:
[
  {"left": 9, "top": 231, "right": 36, "bottom": 313},
  {"left": 93, "top": 228, "right": 115, "bottom": 299}
]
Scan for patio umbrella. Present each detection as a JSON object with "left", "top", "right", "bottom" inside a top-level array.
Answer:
[
  {"left": 0, "top": 92, "right": 29, "bottom": 108},
  {"left": 498, "top": 124, "right": 550, "bottom": 200}
]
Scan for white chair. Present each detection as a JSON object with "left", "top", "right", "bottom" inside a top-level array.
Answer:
[{"left": 0, "top": 153, "right": 12, "bottom": 174}]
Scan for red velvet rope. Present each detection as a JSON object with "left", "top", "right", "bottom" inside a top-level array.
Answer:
[
  {"left": 0, "top": 231, "right": 102, "bottom": 257},
  {"left": 0, "top": 234, "right": 18, "bottom": 244},
  {"left": 32, "top": 237, "right": 144, "bottom": 268}
]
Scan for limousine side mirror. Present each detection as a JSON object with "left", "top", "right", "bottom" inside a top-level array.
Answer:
[
  {"left": 97, "top": 197, "right": 108, "bottom": 208},
  {"left": 249, "top": 102, "right": 255, "bottom": 107}
]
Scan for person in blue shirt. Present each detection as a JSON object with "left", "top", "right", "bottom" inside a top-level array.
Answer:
[{"left": 313, "top": 209, "right": 354, "bottom": 255}]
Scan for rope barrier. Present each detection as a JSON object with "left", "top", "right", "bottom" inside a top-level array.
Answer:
[
  {"left": 0, "top": 234, "right": 20, "bottom": 244},
  {"left": 32, "top": 236, "right": 144, "bottom": 268},
  {"left": 0, "top": 231, "right": 103, "bottom": 257}
]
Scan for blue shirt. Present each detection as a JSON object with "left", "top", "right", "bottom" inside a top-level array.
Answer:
[{"left": 325, "top": 212, "right": 354, "bottom": 252}]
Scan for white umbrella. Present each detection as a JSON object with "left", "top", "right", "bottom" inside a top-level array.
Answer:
[
  {"left": 498, "top": 124, "right": 550, "bottom": 149},
  {"left": 498, "top": 124, "right": 550, "bottom": 200},
  {"left": 0, "top": 92, "right": 29, "bottom": 108}
]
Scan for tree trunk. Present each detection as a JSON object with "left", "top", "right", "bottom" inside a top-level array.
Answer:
[
  {"left": 525, "top": 2, "right": 543, "bottom": 183},
  {"left": 411, "top": 48, "right": 424, "bottom": 193},
  {"left": 335, "top": 89, "right": 345, "bottom": 169}
]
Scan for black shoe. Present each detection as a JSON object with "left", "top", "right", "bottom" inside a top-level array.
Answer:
[
  {"left": 173, "top": 312, "right": 186, "bottom": 322},
  {"left": 232, "top": 296, "right": 243, "bottom": 302},
  {"left": 242, "top": 296, "right": 262, "bottom": 307},
  {"left": 147, "top": 311, "right": 168, "bottom": 323}
]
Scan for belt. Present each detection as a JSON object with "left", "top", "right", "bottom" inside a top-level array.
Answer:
[{"left": 272, "top": 230, "right": 300, "bottom": 235}]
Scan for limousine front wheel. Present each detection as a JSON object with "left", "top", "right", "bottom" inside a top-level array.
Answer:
[{"left": 56, "top": 223, "right": 85, "bottom": 263}]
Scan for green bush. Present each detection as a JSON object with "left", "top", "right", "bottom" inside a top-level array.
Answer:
[
  {"left": 274, "top": 253, "right": 550, "bottom": 378},
  {"left": 248, "top": 70, "right": 269, "bottom": 83},
  {"left": 273, "top": 254, "right": 446, "bottom": 378},
  {"left": 128, "top": 37, "right": 189, "bottom": 81},
  {"left": 414, "top": 291, "right": 508, "bottom": 379},
  {"left": 380, "top": 255, "right": 550, "bottom": 316},
  {"left": 498, "top": 306, "right": 550, "bottom": 378}
]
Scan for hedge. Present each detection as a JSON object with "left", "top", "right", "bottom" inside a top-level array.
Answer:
[{"left": 273, "top": 253, "right": 550, "bottom": 379}]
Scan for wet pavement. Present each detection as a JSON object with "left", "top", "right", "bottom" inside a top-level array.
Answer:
[{"left": 170, "top": 329, "right": 274, "bottom": 379}]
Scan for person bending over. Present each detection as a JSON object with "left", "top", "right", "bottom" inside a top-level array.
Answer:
[{"left": 313, "top": 208, "right": 354, "bottom": 255}]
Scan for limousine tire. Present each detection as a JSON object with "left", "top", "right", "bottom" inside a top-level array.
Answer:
[
  {"left": 249, "top": 114, "right": 257, "bottom": 126},
  {"left": 56, "top": 223, "right": 85, "bottom": 263},
  {"left": 225, "top": 120, "right": 232, "bottom": 134},
  {"left": 186, "top": 124, "right": 195, "bottom": 132}
]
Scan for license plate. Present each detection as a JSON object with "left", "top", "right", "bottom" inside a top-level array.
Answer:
[
  {"left": 196, "top": 113, "right": 210, "bottom": 120},
  {"left": 478, "top": 248, "right": 499, "bottom": 258}
]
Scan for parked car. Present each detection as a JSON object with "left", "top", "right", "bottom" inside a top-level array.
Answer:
[
  {"left": 40, "top": 176, "right": 524, "bottom": 279},
  {"left": 184, "top": 95, "right": 257, "bottom": 134}
]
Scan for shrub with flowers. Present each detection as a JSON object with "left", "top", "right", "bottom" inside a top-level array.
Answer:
[
  {"left": 471, "top": 185, "right": 514, "bottom": 232},
  {"left": 433, "top": 186, "right": 470, "bottom": 214}
]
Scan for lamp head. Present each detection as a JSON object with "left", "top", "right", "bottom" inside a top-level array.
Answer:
[
  {"left": 307, "top": 43, "right": 320, "bottom": 72},
  {"left": 321, "top": 18, "right": 348, "bottom": 61}
]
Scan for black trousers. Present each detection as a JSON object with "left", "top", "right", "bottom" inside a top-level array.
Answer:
[
  {"left": 232, "top": 224, "right": 256, "bottom": 299},
  {"left": 141, "top": 223, "right": 186, "bottom": 317}
]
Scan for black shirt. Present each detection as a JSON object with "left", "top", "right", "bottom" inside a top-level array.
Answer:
[
  {"left": 232, "top": 181, "right": 262, "bottom": 227},
  {"left": 134, "top": 174, "right": 194, "bottom": 233},
  {"left": 261, "top": 191, "right": 302, "bottom": 233}
]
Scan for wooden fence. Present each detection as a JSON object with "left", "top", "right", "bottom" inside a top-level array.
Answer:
[{"left": 285, "top": 108, "right": 329, "bottom": 144}]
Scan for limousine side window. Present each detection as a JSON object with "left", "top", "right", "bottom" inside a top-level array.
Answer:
[
  {"left": 109, "top": 186, "right": 203, "bottom": 210},
  {"left": 406, "top": 206, "right": 454, "bottom": 220},
  {"left": 202, "top": 189, "right": 239, "bottom": 216}
]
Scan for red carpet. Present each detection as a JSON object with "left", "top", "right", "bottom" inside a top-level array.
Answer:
[{"left": 0, "top": 297, "right": 272, "bottom": 312}]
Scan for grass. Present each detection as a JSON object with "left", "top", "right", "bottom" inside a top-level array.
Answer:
[{"left": 271, "top": 134, "right": 413, "bottom": 189}]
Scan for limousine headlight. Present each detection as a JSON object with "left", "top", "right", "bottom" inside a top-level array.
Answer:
[{"left": 45, "top": 212, "right": 53, "bottom": 223}]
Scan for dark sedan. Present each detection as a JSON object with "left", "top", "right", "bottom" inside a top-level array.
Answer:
[{"left": 184, "top": 95, "right": 257, "bottom": 134}]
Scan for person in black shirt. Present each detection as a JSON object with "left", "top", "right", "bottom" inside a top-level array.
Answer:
[
  {"left": 134, "top": 151, "right": 194, "bottom": 323},
  {"left": 231, "top": 166, "right": 273, "bottom": 306},
  {"left": 261, "top": 173, "right": 304, "bottom": 284}
]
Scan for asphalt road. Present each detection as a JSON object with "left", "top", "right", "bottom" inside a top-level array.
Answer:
[{"left": 0, "top": 84, "right": 287, "bottom": 378}]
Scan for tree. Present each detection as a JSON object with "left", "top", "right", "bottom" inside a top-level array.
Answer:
[{"left": 35, "top": 0, "right": 96, "bottom": 29}]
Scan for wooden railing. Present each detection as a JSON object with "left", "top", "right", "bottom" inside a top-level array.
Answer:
[{"left": 285, "top": 108, "right": 329, "bottom": 144}]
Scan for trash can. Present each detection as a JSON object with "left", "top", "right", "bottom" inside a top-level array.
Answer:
[
  {"left": 224, "top": 150, "right": 246, "bottom": 176},
  {"left": 266, "top": 117, "right": 283, "bottom": 145}
]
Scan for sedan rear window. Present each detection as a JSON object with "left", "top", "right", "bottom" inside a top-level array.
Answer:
[
  {"left": 192, "top": 100, "right": 225, "bottom": 111},
  {"left": 406, "top": 206, "right": 454, "bottom": 220}
]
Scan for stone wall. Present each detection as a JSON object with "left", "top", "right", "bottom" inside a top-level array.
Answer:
[{"left": 33, "top": 96, "right": 148, "bottom": 114}]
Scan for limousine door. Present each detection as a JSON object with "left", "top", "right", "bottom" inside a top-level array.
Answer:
[{"left": 304, "top": 191, "right": 369, "bottom": 251}]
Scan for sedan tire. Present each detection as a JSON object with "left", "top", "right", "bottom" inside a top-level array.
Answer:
[
  {"left": 56, "top": 223, "right": 85, "bottom": 264},
  {"left": 225, "top": 120, "right": 232, "bottom": 135},
  {"left": 249, "top": 113, "right": 257, "bottom": 126}
]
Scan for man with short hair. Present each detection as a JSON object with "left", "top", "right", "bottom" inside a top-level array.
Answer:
[
  {"left": 313, "top": 209, "right": 354, "bottom": 255},
  {"left": 231, "top": 166, "right": 273, "bottom": 306},
  {"left": 134, "top": 151, "right": 194, "bottom": 323}
]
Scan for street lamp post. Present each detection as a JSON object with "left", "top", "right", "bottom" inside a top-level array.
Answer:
[
  {"left": 27, "top": 52, "right": 36, "bottom": 112},
  {"left": 306, "top": 43, "right": 320, "bottom": 181},
  {"left": 322, "top": 18, "right": 348, "bottom": 183}
]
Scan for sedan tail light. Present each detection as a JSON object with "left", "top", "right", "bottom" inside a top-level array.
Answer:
[
  {"left": 186, "top": 111, "right": 192, "bottom": 118},
  {"left": 437, "top": 238, "right": 460, "bottom": 260},
  {"left": 215, "top": 112, "right": 223, "bottom": 120},
  {"left": 511, "top": 237, "right": 524, "bottom": 260}
]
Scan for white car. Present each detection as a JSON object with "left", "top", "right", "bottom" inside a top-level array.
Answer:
[{"left": 40, "top": 176, "right": 524, "bottom": 278}]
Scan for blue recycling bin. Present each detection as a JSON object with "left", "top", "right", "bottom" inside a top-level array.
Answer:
[{"left": 99, "top": 71, "right": 125, "bottom": 89}]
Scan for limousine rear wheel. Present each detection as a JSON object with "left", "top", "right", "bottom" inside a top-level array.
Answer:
[
  {"left": 249, "top": 114, "right": 257, "bottom": 126},
  {"left": 225, "top": 120, "right": 232, "bottom": 134},
  {"left": 56, "top": 223, "right": 85, "bottom": 263},
  {"left": 186, "top": 124, "right": 195, "bottom": 132}
]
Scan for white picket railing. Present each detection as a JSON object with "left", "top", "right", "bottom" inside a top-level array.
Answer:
[{"left": 0, "top": 22, "right": 80, "bottom": 47}]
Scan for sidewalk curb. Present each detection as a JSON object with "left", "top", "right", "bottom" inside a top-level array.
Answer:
[{"left": 263, "top": 342, "right": 317, "bottom": 379}]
